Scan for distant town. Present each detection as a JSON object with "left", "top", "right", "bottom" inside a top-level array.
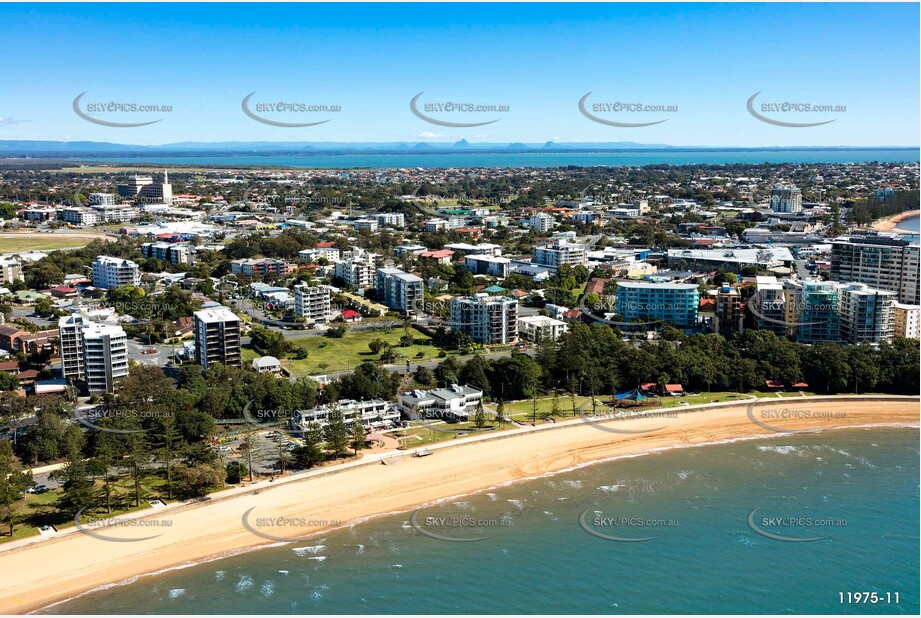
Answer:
[{"left": 0, "top": 159, "right": 918, "bottom": 539}]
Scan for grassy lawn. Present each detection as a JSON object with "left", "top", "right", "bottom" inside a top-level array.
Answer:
[
  {"left": 394, "top": 420, "right": 505, "bottom": 449},
  {"left": 503, "top": 391, "right": 770, "bottom": 424},
  {"left": 1, "top": 475, "right": 181, "bottom": 545},
  {"left": 0, "top": 233, "right": 98, "bottom": 252},
  {"left": 247, "top": 328, "right": 451, "bottom": 377}
]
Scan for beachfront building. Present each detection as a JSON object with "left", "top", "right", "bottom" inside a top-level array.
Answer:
[
  {"left": 712, "top": 284, "right": 744, "bottom": 338},
  {"left": 375, "top": 268, "right": 424, "bottom": 315},
  {"left": 450, "top": 294, "right": 518, "bottom": 344},
  {"left": 91, "top": 256, "right": 140, "bottom": 289},
  {"left": 533, "top": 239, "right": 587, "bottom": 269},
  {"left": 770, "top": 184, "right": 803, "bottom": 213},
  {"left": 893, "top": 303, "right": 920, "bottom": 340},
  {"left": 293, "top": 284, "right": 332, "bottom": 323},
  {"left": 397, "top": 384, "right": 484, "bottom": 423},
  {"left": 59, "top": 314, "right": 129, "bottom": 393},
  {"left": 193, "top": 306, "right": 242, "bottom": 369},
  {"left": 751, "top": 276, "right": 787, "bottom": 336},
  {"left": 829, "top": 233, "right": 920, "bottom": 304},
  {"left": 838, "top": 283, "right": 896, "bottom": 344},
  {"left": 289, "top": 398, "right": 400, "bottom": 431},
  {"left": 517, "top": 315, "right": 568, "bottom": 342},
  {"left": 796, "top": 280, "right": 841, "bottom": 344},
  {"left": 614, "top": 281, "right": 700, "bottom": 329}
]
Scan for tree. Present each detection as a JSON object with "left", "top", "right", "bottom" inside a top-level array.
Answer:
[
  {"left": 52, "top": 438, "right": 94, "bottom": 515},
  {"left": 413, "top": 366, "right": 435, "bottom": 387},
  {"left": 0, "top": 441, "right": 31, "bottom": 537},
  {"left": 225, "top": 461, "right": 248, "bottom": 484},
  {"left": 293, "top": 422, "right": 326, "bottom": 468},
  {"left": 350, "top": 419, "right": 366, "bottom": 455},
  {"left": 326, "top": 408, "right": 349, "bottom": 459},
  {"left": 0, "top": 373, "right": 19, "bottom": 392},
  {"left": 473, "top": 404, "right": 487, "bottom": 429},
  {"left": 175, "top": 462, "right": 225, "bottom": 497},
  {"left": 153, "top": 414, "right": 182, "bottom": 500},
  {"left": 368, "top": 338, "right": 387, "bottom": 354}
]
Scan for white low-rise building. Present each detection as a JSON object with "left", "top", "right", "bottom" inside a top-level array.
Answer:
[
  {"left": 398, "top": 384, "right": 483, "bottom": 423},
  {"left": 289, "top": 398, "right": 400, "bottom": 431},
  {"left": 517, "top": 315, "right": 569, "bottom": 342}
]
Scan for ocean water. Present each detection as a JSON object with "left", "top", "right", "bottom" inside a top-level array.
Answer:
[
  {"left": 43, "top": 427, "right": 919, "bottom": 615},
  {"left": 84, "top": 148, "right": 919, "bottom": 169},
  {"left": 896, "top": 215, "right": 920, "bottom": 233}
]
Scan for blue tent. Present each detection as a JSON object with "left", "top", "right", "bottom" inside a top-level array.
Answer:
[{"left": 614, "top": 389, "right": 647, "bottom": 402}]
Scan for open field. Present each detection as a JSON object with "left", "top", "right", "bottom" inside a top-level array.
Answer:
[
  {"left": 245, "top": 328, "right": 450, "bottom": 377},
  {"left": 0, "top": 232, "right": 109, "bottom": 252}
]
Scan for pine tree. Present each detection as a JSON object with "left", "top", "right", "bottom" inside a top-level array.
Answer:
[
  {"left": 350, "top": 419, "right": 366, "bottom": 455},
  {"left": 326, "top": 408, "right": 349, "bottom": 459}
]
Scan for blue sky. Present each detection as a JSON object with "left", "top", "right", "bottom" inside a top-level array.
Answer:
[{"left": 0, "top": 2, "right": 917, "bottom": 146}]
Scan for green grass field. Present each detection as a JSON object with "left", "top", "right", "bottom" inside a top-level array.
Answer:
[{"left": 245, "top": 328, "right": 450, "bottom": 377}]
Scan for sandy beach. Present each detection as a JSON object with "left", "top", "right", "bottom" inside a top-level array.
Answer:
[
  {"left": 1, "top": 395, "right": 917, "bottom": 614},
  {"left": 871, "top": 209, "right": 920, "bottom": 232}
]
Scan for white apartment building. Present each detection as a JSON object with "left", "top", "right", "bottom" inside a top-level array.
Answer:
[
  {"left": 533, "top": 239, "right": 587, "bottom": 269},
  {"left": 770, "top": 185, "right": 803, "bottom": 213},
  {"left": 373, "top": 212, "right": 405, "bottom": 228},
  {"left": 91, "top": 204, "right": 137, "bottom": 223},
  {"left": 59, "top": 314, "right": 129, "bottom": 393},
  {"left": 830, "top": 233, "right": 920, "bottom": 305},
  {"left": 92, "top": 256, "right": 140, "bottom": 289},
  {"left": 752, "top": 275, "right": 787, "bottom": 335},
  {"left": 375, "top": 268, "right": 424, "bottom": 314},
  {"left": 59, "top": 207, "right": 99, "bottom": 226},
  {"left": 0, "top": 258, "right": 23, "bottom": 284},
  {"left": 529, "top": 212, "right": 556, "bottom": 233},
  {"left": 424, "top": 219, "right": 450, "bottom": 233},
  {"left": 294, "top": 284, "right": 332, "bottom": 323},
  {"left": 298, "top": 247, "right": 341, "bottom": 261},
  {"left": 517, "top": 315, "right": 568, "bottom": 342},
  {"left": 354, "top": 218, "right": 379, "bottom": 232},
  {"left": 193, "top": 306, "right": 242, "bottom": 369},
  {"left": 465, "top": 255, "right": 511, "bottom": 278},
  {"left": 893, "top": 303, "right": 920, "bottom": 340},
  {"left": 838, "top": 283, "right": 896, "bottom": 344},
  {"left": 450, "top": 294, "right": 518, "bottom": 344},
  {"left": 87, "top": 193, "right": 116, "bottom": 206},
  {"left": 334, "top": 248, "right": 378, "bottom": 290}
]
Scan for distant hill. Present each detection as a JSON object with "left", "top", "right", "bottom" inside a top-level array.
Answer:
[{"left": 0, "top": 140, "right": 913, "bottom": 157}]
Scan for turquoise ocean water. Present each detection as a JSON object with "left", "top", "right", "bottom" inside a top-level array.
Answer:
[{"left": 43, "top": 427, "right": 919, "bottom": 615}]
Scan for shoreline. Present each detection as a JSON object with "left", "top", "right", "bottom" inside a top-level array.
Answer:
[
  {"left": 1, "top": 395, "right": 917, "bottom": 614},
  {"left": 871, "top": 209, "right": 920, "bottom": 232}
]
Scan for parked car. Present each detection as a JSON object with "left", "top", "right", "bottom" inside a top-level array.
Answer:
[{"left": 27, "top": 484, "right": 49, "bottom": 494}]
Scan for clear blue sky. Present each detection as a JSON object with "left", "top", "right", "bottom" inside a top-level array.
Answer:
[{"left": 0, "top": 2, "right": 917, "bottom": 146}]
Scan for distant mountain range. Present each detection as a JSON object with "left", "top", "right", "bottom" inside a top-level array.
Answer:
[{"left": 0, "top": 140, "right": 913, "bottom": 157}]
